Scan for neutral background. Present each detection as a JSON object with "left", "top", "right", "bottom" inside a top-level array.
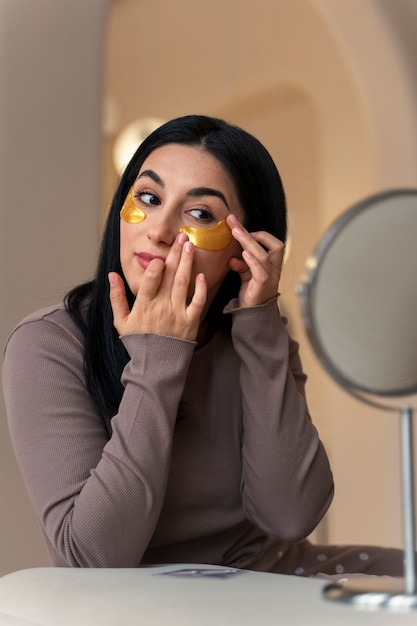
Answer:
[{"left": 1, "top": 0, "right": 417, "bottom": 576}]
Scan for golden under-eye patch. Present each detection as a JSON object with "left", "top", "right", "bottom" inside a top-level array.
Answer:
[
  {"left": 120, "top": 185, "right": 232, "bottom": 251},
  {"left": 180, "top": 220, "right": 232, "bottom": 251},
  {"left": 120, "top": 188, "right": 146, "bottom": 224}
]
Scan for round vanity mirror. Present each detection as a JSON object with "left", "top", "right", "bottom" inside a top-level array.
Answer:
[{"left": 298, "top": 189, "right": 417, "bottom": 610}]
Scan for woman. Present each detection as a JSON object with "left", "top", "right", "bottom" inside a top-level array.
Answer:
[{"left": 2, "top": 115, "right": 402, "bottom": 577}]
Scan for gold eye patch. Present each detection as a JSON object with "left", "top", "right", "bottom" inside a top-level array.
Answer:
[
  {"left": 120, "top": 186, "right": 232, "bottom": 251},
  {"left": 120, "top": 188, "right": 146, "bottom": 224},
  {"left": 179, "top": 219, "right": 232, "bottom": 251}
]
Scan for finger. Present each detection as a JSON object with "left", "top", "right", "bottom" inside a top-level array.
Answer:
[
  {"left": 227, "top": 214, "right": 268, "bottom": 258},
  {"left": 241, "top": 248, "right": 272, "bottom": 283},
  {"left": 108, "top": 272, "right": 130, "bottom": 330},
  {"left": 228, "top": 256, "right": 250, "bottom": 276},
  {"left": 186, "top": 273, "right": 207, "bottom": 321},
  {"left": 160, "top": 233, "right": 188, "bottom": 291},
  {"left": 227, "top": 214, "right": 284, "bottom": 268},
  {"left": 135, "top": 257, "right": 165, "bottom": 303},
  {"left": 170, "top": 240, "right": 195, "bottom": 306},
  {"left": 251, "top": 231, "right": 285, "bottom": 266}
]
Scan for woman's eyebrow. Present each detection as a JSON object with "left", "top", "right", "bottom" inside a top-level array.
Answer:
[
  {"left": 136, "top": 173, "right": 230, "bottom": 211},
  {"left": 187, "top": 187, "right": 230, "bottom": 210},
  {"left": 137, "top": 170, "right": 163, "bottom": 186}
]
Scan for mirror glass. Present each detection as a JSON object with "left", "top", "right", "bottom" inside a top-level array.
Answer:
[
  {"left": 299, "top": 189, "right": 417, "bottom": 399},
  {"left": 299, "top": 189, "right": 417, "bottom": 607}
]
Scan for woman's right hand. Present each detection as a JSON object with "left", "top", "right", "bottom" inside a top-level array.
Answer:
[{"left": 108, "top": 234, "right": 207, "bottom": 341}]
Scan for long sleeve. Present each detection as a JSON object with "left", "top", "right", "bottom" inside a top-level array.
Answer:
[
  {"left": 2, "top": 306, "right": 196, "bottom": 567},
  {"left": 225, "top": 298, "right": 334, "bottom": 541},
  {"left": 3, "top": 301, "right": 334, "bottom": 572}
]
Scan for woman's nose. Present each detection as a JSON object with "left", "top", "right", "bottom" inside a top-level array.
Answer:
[{"left": 146, "top": 210, "right": 179, "bottom": 246}]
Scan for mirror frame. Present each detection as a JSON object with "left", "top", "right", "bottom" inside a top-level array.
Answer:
[{"left": 298, "top": 188, "right": 417, "bottom": 400}]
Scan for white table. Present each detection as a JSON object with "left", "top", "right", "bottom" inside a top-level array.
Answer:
[{"left": 0, "top": 564, "right": 416, "bottom": 625}]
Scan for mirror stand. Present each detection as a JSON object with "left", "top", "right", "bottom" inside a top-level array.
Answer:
[
  {"left": 297, "top": 190, "right": 417, "bottom": 612},
  {"left": 323, "top": 405, "right": 417, "bottom": 610}
]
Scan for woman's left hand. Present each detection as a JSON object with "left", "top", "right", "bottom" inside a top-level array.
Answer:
[{"left": 226, "top": 214, "right": 285, "bottom": 308}]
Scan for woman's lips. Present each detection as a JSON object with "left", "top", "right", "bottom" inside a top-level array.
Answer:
[{"left": 136, "top": 252, "right": 166, "bottom": 270}]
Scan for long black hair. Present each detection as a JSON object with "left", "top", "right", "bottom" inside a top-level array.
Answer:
[{"left": 65, "top": 115, "right": 287, "bottom": 419}]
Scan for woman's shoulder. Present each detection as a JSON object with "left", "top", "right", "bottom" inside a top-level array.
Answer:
[{"left": 5, "top": 303, "right": 84, "bottom": 351}]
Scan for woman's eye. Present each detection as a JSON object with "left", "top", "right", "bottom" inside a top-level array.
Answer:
[
  {"left": 187, "top": 208, "right": 214, "bottom": 222},
  {"left": 134, "top": 191, "right": 160, "bottom": 206}
]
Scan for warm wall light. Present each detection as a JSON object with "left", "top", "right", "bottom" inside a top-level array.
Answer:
[{"left": 113, "top": 117, "right": 165, "bottom": 174}]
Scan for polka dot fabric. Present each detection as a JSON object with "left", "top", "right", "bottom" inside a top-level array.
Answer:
[{"left": 246, "top": 537, "right": 406, "bottom": 580}]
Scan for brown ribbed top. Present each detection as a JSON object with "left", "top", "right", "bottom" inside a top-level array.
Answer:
[{"left": 2, "top": 299, "right": 333, "bottom": 568}]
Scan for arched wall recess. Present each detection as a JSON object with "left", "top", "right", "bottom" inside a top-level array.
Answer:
[
  {"left": 304, "top": 0, "right": 417, "bottom": 548},
  {"left": 103, "top": 0, "right": 417, "bottom": 549},
  {"left": 311, "top": 0, "right": 417, "bottom": 217}
]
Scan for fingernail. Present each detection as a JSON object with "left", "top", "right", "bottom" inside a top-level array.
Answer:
[
  {"left": 184, "top": 241, "right": 194, "bottom": 252},
  {"left": 177, "top": 233, "right": 188, "bottom": 245},
  {"left": 108, "top": 272, "right": 116, "bottom": 286}
]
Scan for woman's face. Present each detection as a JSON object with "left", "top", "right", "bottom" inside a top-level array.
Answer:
[{"left": 120, "top": 143, "right": 244, "bottom": 309}]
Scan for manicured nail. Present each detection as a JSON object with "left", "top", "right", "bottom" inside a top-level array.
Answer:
[{"left": 228, "top": 214, "right": 239, "bottom": 226}]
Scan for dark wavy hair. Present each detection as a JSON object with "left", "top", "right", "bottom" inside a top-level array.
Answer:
[{"left": 65, "top": 115, "right": 287, "bottom": 418}]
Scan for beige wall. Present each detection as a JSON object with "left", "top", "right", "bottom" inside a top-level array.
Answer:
[
  {"left": 1, "top": 0, "right": 417, "bottom": 575},
  {"left": 0, "top": 0, "right": 109, "bottom": 575}
]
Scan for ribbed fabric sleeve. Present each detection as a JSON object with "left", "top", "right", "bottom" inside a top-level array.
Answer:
[
  {"left": 3, "top": 301, "right": 333, "bottom": 569},
  {"left": 224, "top": 298, "right": 334, "bottom": 540},
  {"left": 3, "top": 306, "right": 195, "bottom": 567}
]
